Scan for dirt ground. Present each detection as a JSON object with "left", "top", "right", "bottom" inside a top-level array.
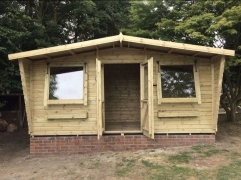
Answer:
[{"left": 1, "top": 114, "right": 241, "bottom": 180}]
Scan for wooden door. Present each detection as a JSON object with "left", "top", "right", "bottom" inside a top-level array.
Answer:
[
  {"left": 96, "top": 58, "right": 105, "bottom": 139},
  {"left": 140, "top": 57, "right": 154, "bottom": 139}
]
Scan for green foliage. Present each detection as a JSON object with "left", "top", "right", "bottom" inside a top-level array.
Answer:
[
  {"left": 125, "top": 0, "right": 241, "bottom": 121},
  {"left": 167, "top": 1, "right": 241, "bottom": 122},
  {"left": 0, "top": 1, "right": 26, "bottom": 94},
  {"left": 2, "top": 0, "right": 241, "bottom": 121},
  {"left": 123, "top": 0, "right": 168, "bottom": 38},
  {"left": 0, "top": 0, "right": 130, "bottom": 95}
]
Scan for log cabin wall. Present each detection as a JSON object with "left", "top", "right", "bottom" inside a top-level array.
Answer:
[
  {"left": 149, "top": 53, "right": 215, "bottom": 134},
  {"left": 23, "top": 47, "right": 217, "bottom": 136},
  {"left": 104, "top": 64, "right": 140, "bottom": 132},
  {"left": 31, "top": 52, "right": 97, "bottom": 136},
  {"left": 100, "top": 48, "right": 215, "bottom": 134},
  {"left": 19, "top": 59, "right": 33, "bottom": 134},
  {"left": 211, "top": 56, "right": 225, "bottom": 131}
]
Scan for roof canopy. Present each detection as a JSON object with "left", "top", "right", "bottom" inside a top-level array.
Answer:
[{"left": 8, "top": 33, "right": 235, "bottom": 61}]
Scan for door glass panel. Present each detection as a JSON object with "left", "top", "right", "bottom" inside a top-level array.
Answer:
[{"left": 144, "top": 65, "right": 148, "bottom": 99}]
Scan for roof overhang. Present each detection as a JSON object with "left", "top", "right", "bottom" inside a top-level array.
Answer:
[{"left": 8, "top": 33, "right": 235, "bottom": 61}]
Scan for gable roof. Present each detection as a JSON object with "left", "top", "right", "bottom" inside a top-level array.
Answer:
[{"left": 8, "top": 33, "right": 234, "bottom": 61}]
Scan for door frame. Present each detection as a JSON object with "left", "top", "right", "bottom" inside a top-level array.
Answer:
[
  {"left": 96, "top": 55, "right": 105, "bottom": 139},
  {"left": 97, "top": 59, "right": 154, "bottom": 139}
]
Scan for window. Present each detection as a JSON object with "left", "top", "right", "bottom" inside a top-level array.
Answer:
[
  {"left": 44, "top": 63, "right": 87, "bottom": 106},
  {"left": 161, "top": 65, "right": 195, "bottom": 98},
  {"left": 157, "top": 64, "right": 201, "bottom": 104},
  {"left": 49, "top": 67, "right": 83, "bottom": 100}
]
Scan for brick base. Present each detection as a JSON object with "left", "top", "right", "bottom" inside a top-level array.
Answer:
[{"left": 30, "top": 134, "right": 215, "bottom": 155}]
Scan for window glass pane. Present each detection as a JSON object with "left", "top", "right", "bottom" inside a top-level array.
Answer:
[
  {"left": 161, "top": 65, "right": 196, "bottom": 98},
  {"left": 49, "top": 66, "right": 83, "bottom": 100}
]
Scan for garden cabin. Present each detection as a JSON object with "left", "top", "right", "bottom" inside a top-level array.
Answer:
[{"left": 8, "top": 33, "right": 235, "bottom": 154}]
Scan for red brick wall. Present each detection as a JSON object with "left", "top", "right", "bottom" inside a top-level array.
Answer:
[{"left": 30, "top": 134, "right": 215, "bottom": 156}]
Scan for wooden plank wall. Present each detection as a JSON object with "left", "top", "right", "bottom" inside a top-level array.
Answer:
[
  {"left": 148, "top": 52, "right": 215, "bottom": 134},
  {"left": 31, "top": 52, "right": 97, "bottom": 135},
  {"left": 99, "top": 48, "right": 145, "bottom": 64},
  {"left": 212, "top": 56, "right": 225, "bottom": 131},
  {"left": 28, "top": 47, "right": 218, "bottom": 136},
  {"left": 104, "top": 64, "right": 140, "bottom": 131},
  {"left": 19, "top": 59, "right": 33, "bottom": 134}
]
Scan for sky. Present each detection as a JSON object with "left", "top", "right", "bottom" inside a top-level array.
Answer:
[{"left": 53, "top": 71, "right": 83, "bottom": 99}]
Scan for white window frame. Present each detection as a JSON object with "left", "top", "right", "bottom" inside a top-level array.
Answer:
[
  {"left": 157, "top": 62, "right": 201, "bottom": 104},
  {"left": 43, "top": 62, "right": 88, "bottom": 106}
]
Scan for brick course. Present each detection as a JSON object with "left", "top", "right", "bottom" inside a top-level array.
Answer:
[{"left": 30, "top": 134, "right": 215, "bottom": 155}]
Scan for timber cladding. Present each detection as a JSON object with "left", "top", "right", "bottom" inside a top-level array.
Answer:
[
  {"left": 8, "top": 33, "right": 235, "bottom": 154},
  {"left": 30, "top": 134, "right": 215, "bottom": 155},
  {"left": 20, "top": 48, "right": 223, "bottom": 136},
  {"left": 31, "top": 53, "right": 98, "bottom": 136},
  {"left": 9, "top": 33, "right": 234, "bottom": 155},
  {"left": 153, "top": 55, "right": 214, "bottom": 134}
]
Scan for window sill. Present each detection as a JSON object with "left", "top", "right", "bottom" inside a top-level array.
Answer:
[
  {"left": 158, "top": 110, "right": 200, "bottom": 117},
  {"left": 47, "top": 99, "right": 84, "bottom": 105},
  {"left": 160, "top": 98, "right": 200, "bottom": 104},
  {"left": 47, "top": 112, "right": 88, "bottom": 119}
]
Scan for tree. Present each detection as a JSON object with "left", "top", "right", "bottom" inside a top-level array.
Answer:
[
  {"left": 0, "top": 0, "right": 130, "bottom": 95},
  {"left": 125, "top": 0, "right": 241, "bottom": 121},
  {"left": 212, "top": 5, "right": 241, "bottom": 122},
  {"left": 160, "top": 0, "right": 241, "bottom": 122},
  {"left": 123, "top": 0, "right": 168, "bottom": 38},
  {"left": 0, "top": 1, "right": 29, "bottom": 94}
]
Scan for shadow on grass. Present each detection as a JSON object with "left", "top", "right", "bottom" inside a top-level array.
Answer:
[{"left": 0, "top": 128, "right": 29, "bottom": 161}]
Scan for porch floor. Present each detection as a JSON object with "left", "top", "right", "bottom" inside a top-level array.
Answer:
[{"left": 105, "top": 122, "right": 140, "bottom": 132}]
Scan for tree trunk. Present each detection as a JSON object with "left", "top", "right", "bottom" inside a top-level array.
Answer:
[
  {"left": 226, "top": 102, "right": 237, "bottom": 122},
  {"left": 36, "top": 0, "right": 44, "bottom": 25}
]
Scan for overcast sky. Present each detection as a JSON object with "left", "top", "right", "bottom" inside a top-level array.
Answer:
[{"left": 54, "top": 71, "right": 83, "bottom": 99}]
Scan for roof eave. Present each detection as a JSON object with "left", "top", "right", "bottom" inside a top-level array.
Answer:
[
  {"left": 122, "top": 35, "right": 235, "bottom": 57},
  {"left": 8, "top": 35, "right": 120, "bottom": 61},
  {"left": 8, "top": 33, "right": 235, "bottom": 61}
]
